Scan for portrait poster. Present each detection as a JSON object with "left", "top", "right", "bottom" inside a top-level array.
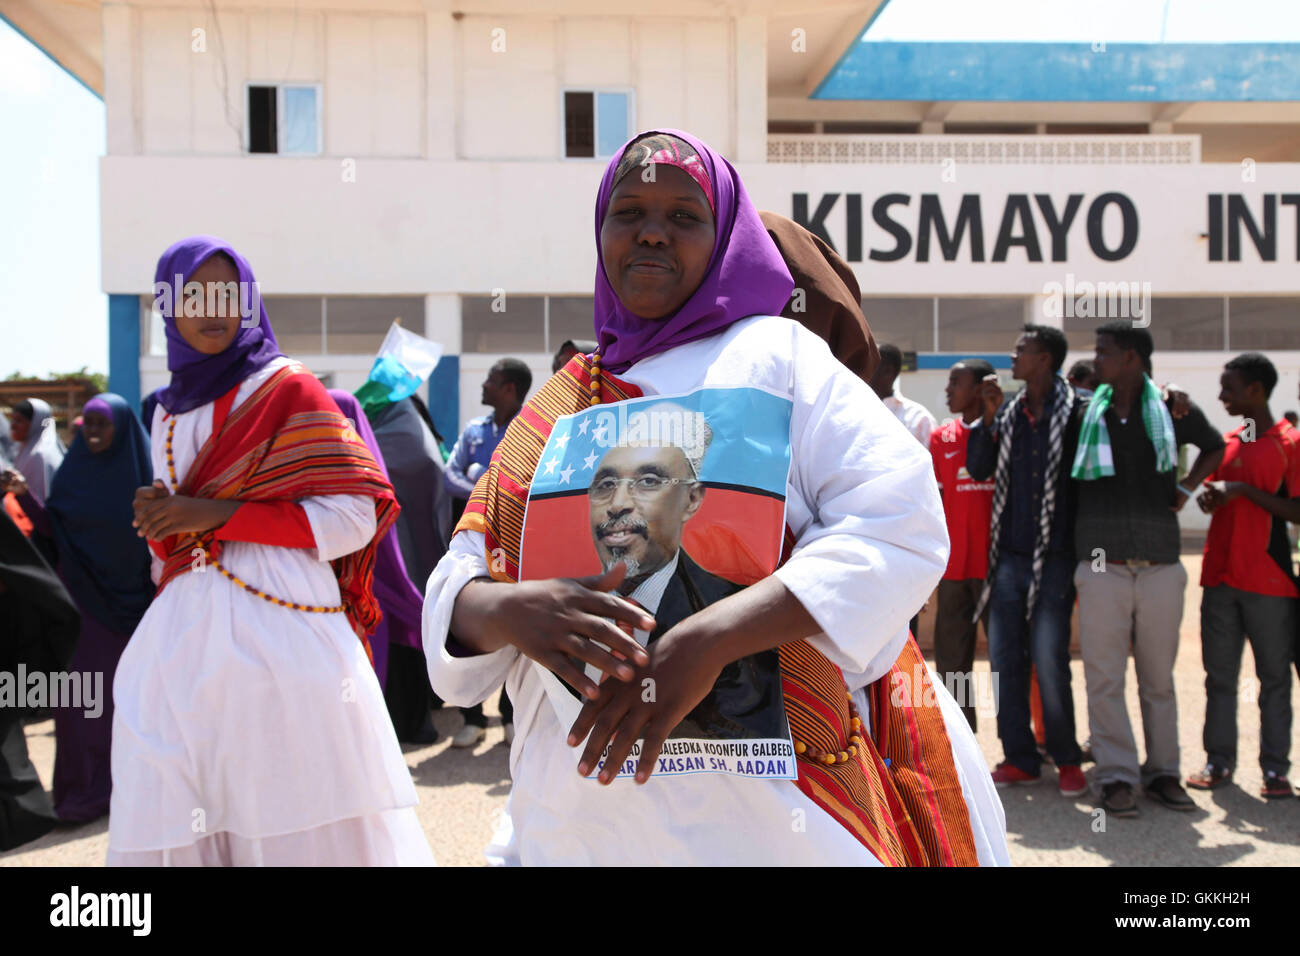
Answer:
[{"left": 519, "top": 386, "right": 798, "bottom": 781}]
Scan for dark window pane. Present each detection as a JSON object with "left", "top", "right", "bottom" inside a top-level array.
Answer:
[
  {"left": 462, "top": 295, "right": 545, "bottom": 352},
  {"left": 547, "top": 296, "right": 595, "bottom": 351},
  {"left": 564, "top": 91, "right": 594, "bottom": 158},
  {"left": 862, "top": 297, "right": 933, "bottom": 354},
  {"left": 248, "top": 85, "right": 277, "bottom": 154},
  {"left": 822, "top": 121, "right": 922, "bottom": 134},
  {"left": 768, "top": 120, "right": 816, "bottom": 134},
  {"left": 938, "top": 298, "right": 1028, "bottom": 352},
  {"left": 263, "top": 296, "right": 322, "bottom": 354},
  {"left": 325, "top": 297, "right": 425, "bottom": 355},
  {"left": 1065, "top": 297, "right": 1223, "bottom": 352},
  {"left": 1229, "top": 297, "right": 1300, "bottom": 350}
]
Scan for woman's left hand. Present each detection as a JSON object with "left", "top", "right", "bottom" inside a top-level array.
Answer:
[
  {"left": 133, "top": 493, "right": 240, "bottom": 541},
  {"left": 567, "top": 624, "right": 724, "bottom": 785}
]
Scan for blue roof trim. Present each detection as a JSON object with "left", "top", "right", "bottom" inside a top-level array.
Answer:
[
  {"left": 918, "top": 353, "right": 1012, "bottom": 371},
  {"left": 814, "top": 41, "right": 1300, "bottom": 101}
]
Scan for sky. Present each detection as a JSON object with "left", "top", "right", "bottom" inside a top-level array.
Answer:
[
  {"left": 865, "top": 0, "right": 1300, "bottom": 43},
  {"left": 0, "top": 17, "right": 105, "bottom": 379}
]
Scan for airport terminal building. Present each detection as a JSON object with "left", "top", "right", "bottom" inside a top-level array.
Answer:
[{"left": 10, "top": 0, "right": 1300, "bottom": 520}]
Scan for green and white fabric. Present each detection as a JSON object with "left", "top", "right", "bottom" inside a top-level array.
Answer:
[{"left": 1071, "top": 375, "right": 1177, "bottom": 480}]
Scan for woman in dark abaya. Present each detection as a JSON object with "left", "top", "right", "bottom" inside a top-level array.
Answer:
[
  {"left": 44, "top": 394, "right": 155, "bottom": 822},
  {"left": 366, "top": 394, "right": 454, "bottom": 744},
  {"left": 327, "top": 390, "right": 426, "bottom": 696},
  {"left": 0, "top": 509, "right": 81, "bottom": 851}
]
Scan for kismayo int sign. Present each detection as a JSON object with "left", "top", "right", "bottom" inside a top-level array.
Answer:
[{"left": 739, "top": 164, "right": 1300, "bottom": 296}]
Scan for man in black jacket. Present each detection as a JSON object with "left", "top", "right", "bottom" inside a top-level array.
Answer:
[{"left": 966, "top": 324, "right": 1089, "bottom": 798}]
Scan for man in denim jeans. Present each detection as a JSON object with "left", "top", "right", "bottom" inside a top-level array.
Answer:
[{"left": 966, "top": 325, "right": 1088, "bottom": 798}]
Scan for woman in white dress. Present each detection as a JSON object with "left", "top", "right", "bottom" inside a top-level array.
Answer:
[
  {"left": 108, "top": 235, "right": 433, "bottom": 866},
  {"left": 423, "top": 131, "right": 1008, "bottom": 865}
]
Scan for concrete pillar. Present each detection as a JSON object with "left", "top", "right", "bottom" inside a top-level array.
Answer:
[
  {"left": 425, "top": 5, "right": 457, "bottom": 160},
  {"left": 103, "top": 3, "right": 138, "bottom": 155},
  {"left": 733, "top": 15, "right": 767, "bottom": 162}
]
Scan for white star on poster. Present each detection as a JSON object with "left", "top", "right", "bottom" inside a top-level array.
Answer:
[
  {"left": 555, "top": 433, "right": 570, "bottom": 451},
  {"left": 583, "top": 450, "right": 598, "bottom": 470},
  {"left": 559, "top": 465, "right": 575, "bottom": 484},
  {"left": 577, "top": 419, "right": 590, "bottom": 436},
  {"left": 592, "top": 424, "right": 609, "bottom": 443},
  {"left": 543, "top": 456, "right": 560, "bottom": 475}
]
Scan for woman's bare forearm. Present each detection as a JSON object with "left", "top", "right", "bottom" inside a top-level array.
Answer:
[
  {"left": 448, "top": 578, "right": 512, "bottom": 654},
  {"left": 669, "top": 575, "right": 820, "bottom": 674}
]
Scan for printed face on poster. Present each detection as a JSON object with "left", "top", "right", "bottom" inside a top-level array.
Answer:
[{"left": 520, "top": 387, "right": 800, "bottom": 780}]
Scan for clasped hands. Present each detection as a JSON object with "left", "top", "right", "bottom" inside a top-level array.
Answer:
[
  {"left": 132, "top": 480, "right": 240, "bottom": 540},
  {"left": 489, "top": 562, "right": 724, "bottom": 786}
]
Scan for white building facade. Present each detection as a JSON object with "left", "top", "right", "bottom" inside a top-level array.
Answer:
[{"left": 9, "top": 0, "right": 1300, "bottom": 518}]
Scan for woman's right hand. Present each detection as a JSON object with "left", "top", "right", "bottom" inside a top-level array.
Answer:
[{"left": 455, "top": 562, "right": 656, "bottom": 701}]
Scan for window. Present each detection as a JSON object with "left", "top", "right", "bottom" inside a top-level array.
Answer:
[
  {"left": 264, "top": 296, "right": 326, "bottom": 353},
  {"left": 563, "top": 90, "right": 631, "bottom": 158},
  {"left": 546, "top": 296, "right": 595, "bottom": 349},
  {"left": 246, "top": 84, "right": 320, "bottom": 155},
  {"left": 463, "top": 295, "right": 546, "bottom": 352},
  {"left": 461, "top": 295, "right": 595, "bottom": 353},
  {"left": 938, "top": 298, "right": 1029, "bottom": 352},
  {"left": 1065, "top": 297, "right": 1224, "bottom": 352},
  {"left": 1228, "top": 297, "right": 1300, "bottom": 350},
  {"left": 138, "top": 294, "right": 425, "bottom": 357},
  {"left": 324, "top": 297, "right": 425, "bottom": 355},
  {"left": 861, "top": 297, "right": 934, "bottom": 353}
]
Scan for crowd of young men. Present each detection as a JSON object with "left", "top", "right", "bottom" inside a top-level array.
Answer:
[{"left": 893, "top": 321, "right": 1298, "bottom": 816}]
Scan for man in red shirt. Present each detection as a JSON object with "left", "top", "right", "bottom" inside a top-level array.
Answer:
[
  {"left": 931, "top": 359, "right": 996, "bottom": 730},
  {"left": 1193, "top": 353, "right": 1299, "bottom": 800}
]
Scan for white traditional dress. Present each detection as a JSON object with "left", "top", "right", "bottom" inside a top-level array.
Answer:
[
  {"left": 423, "top": 317, "right": 1008, "bottom": 866},
  {"left": 108, "top": 357, "right": 433, "bottom": 866}
]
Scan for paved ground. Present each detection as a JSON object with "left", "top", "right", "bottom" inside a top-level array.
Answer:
[{"left": 4, "top": 554, "right": 1299, "bottom": 867}]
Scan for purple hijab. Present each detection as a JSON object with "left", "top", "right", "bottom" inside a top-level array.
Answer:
[
  {"left": 153, "top": 235, "right": 283, "bottom": 415},
  {"left": 593, "top": 129, "right": 794, "bottom": 374},
  {"left": 328, "top": 390, "right": 424, "bottom": 685}
]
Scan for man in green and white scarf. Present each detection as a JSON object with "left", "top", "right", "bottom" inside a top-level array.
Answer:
[
  {"left": 1072, "top": 373, "right": 1178, "bottom": 480},
  {"left": 1070, "top": 321, "right": 1225, "bottom": 819}
]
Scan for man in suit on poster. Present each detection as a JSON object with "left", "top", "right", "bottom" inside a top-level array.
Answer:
[{"left": 585, "top": 410, "right": 784, "bottom": 741}]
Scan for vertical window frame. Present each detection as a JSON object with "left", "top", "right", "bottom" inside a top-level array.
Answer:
[
  {"left": 560, "top": 86, "right": 635, "bottom": 160},
  {"left": 244, "top": 81, "right": 323, "bottom": 156}
]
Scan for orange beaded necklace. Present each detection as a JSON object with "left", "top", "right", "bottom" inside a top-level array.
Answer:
[{"left": 165, "top": 415, "right": 344, "bottom": 615}]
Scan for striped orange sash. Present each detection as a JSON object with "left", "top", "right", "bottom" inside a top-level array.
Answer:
[
  {"left": 457, "top": 353, "right": 978, "bottom": 865},
  {"left": 155, "top": 364, "right": 398, "bottom": 638}
]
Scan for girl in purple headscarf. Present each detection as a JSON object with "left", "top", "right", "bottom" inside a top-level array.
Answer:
[{"left": 109, "top": 236, "right": 433, "bottom": 866}]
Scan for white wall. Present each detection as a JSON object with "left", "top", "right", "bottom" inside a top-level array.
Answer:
[
  {"left": 109, "top": 5, "right": 742, "bottom": 161},
  {"left": 101, "top": 158, "right": 1300, "bottom": 295},
  {"left": 116, "top": 5, "right": 425, "bottom": 157}
]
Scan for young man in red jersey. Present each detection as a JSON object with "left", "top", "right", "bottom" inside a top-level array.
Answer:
[
  {"left": 1193, "top": 353, "right": 1300, "bottom": 800},
  {"left": 931, "top": 359, "right": 997, "bottom": 731}
]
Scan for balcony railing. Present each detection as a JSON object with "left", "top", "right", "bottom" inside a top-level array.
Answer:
[{"left": 767, "top": 134, "right": 1200, "bottom": 165}]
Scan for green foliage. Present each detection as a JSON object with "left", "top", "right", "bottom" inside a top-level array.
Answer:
[{"left": 4, "top": 366, "right": 108, "bottom": 392}]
